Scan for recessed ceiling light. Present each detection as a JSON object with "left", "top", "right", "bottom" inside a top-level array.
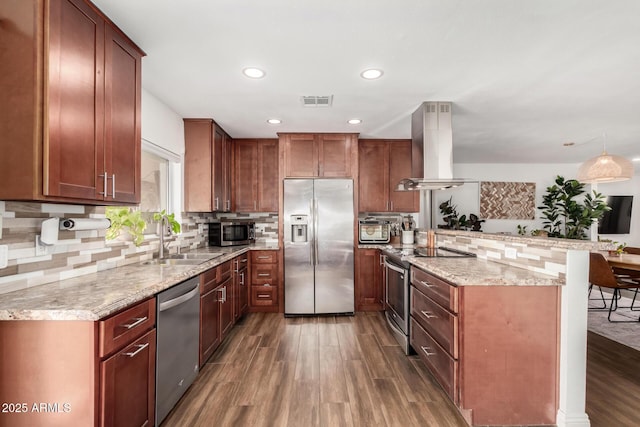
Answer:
[
  {"left": 347, "top": 119, "right": 362, "bottom": 125},
  {"left": 360, "top": 69, "right": 383, "bottom": 80},
  {"left": 267, "top": 118, "right": 281, "bottom": 124},
  {"left": 242, "top": 67, "right": 265, "bottom": 79},
  {"left": 632, "top": 157, "right": 640, "bottom": 162}
]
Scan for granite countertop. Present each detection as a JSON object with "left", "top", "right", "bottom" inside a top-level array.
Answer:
[
  {"left": 359, "top": 243, "right": 563, "bottom": 287},
  {"left": 0, "top": 244, "right": 278, "bottom": 321},
  {"left": 408, "top": 256, "right": 563, "bottom": 287}
]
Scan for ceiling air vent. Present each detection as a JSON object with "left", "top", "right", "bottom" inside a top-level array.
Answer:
[{"left": 301, "top": 95, "right": 333, "bottom": 107}]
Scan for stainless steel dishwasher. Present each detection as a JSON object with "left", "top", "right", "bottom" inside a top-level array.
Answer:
[{"left": 156, "top": 276, "right": 200, "bottom": 426}]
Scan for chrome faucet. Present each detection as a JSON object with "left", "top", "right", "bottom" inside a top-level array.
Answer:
[{"left": 159, "top": 215, "right": 169, "bottom": 259}]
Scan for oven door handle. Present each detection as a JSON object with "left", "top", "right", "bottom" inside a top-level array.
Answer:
[{"left": 384, "top": 260, "right": 406, "bottom": 276}]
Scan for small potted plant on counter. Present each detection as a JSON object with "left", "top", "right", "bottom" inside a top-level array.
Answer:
[{"left": 105, "top": 207, "right": 147, "bottom": 246}]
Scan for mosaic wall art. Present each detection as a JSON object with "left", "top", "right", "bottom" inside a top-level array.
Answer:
[{"left": 480, "top": 181, "right": 536, "bottom": 220}]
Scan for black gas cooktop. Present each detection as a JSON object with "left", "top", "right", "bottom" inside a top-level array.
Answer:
[{"left": 383, "top": 246, "right": 475, "bottom": 268}]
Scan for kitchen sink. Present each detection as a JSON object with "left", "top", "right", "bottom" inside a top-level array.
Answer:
[{"left": 140, "top": 252, "right": 224, "bottom": 266}]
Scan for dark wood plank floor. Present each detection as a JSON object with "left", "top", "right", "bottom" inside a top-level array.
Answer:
[
  {"left": 161, "top": 313, "right": 640, "bottom": 427},
  {"left": 586, "top": 331, "right": 640, "bottom": 427},
  {"left": 161, "top": 312, "right": 468, "bottom": 427}
]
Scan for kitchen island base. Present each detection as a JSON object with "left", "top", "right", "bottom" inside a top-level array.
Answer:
[{"left": 411, "top": 266, "right": 559, "bottom": 426}]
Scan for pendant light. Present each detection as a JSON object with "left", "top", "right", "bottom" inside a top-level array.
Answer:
[{"left": 577, "top": 133, "right": 633, "bottom": 183}]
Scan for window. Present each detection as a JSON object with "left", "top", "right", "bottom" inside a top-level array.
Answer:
[{"left": 140, "top": 139, "right": 182, "bottom": 220}]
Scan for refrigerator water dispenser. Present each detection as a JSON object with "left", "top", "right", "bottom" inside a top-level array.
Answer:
[{"left": 290, "top": 215, "right": 308, "bottom": 243}]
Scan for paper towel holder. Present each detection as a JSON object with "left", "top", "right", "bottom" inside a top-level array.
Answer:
[{"left": 36, "top": 217, "right": 60, "bottom": 254}]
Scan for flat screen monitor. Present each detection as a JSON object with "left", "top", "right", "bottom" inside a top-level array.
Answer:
[{"left": 598, "top": 195, "right": 633, "bottom": 234}]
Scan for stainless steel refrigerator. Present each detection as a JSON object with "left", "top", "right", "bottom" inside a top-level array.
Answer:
[{"left": 284, "top": 179, "right": 354, "bottom": 315}]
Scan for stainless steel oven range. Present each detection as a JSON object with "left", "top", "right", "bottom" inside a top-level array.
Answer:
[{"left": 382, "top": 246, "right": 475, "bottom": 355}]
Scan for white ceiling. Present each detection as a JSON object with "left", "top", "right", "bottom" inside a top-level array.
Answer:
[{"left": 93, "top": 0, "right": 640, "bottom": 167}]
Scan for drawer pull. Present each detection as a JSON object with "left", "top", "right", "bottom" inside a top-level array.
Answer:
[
  {"left": 262, "top": 283, "right": 271, "bottom": 287},
  {"left": 420, "top": 310, "right": 437, "bottom": 319},
  {"left": 121, "top": 316, "right": 148, "bottom": 330},
  {"left": 419, "top": 280, "right": 434, "bottom": 288},
  {"left": 258, "top": 273, "right": 270, "bottom": 277},
  {"left": 421, "top": 346, "right": 436, "bottom": 357},
  {"left": 123, "top": 343, "right": 149, "bottom": 358},
  {"left": 257, "top": 294, "right": 270, "bottom": 298},
  {"left": 257, "top": 255, "right": 271, "bottom": 259},
  {"left": 241, "top": 259, "right": 248, "bottom": 263}
]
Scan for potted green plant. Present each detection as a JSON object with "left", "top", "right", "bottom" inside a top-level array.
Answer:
[
  {"left": 438, "top": 197, "right": 484, "bottom": 231},
  {"left": 105, "top": 207, "right": 147, "bottom": 246},
  {"left": 538, "top": 175, "right": 610, "bottom": 239}
]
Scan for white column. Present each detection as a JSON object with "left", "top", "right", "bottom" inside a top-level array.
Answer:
[{"left": 556, "top": 249, "right": 591, "bottom": 427}]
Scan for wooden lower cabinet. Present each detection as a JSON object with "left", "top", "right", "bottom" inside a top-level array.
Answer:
[
  {"left": 0, "top": 298, "right": 156, "bottom": 427},
  {"left": 233, "top": 253, "right": 249, "bottom": 321},
  {"left": 199, "top": 260, "right": 234, "bottom": 366},
  {"left": 100, "top": 329, "right": 156, "bottom": 427},
  {"left": 410, "top": 266, "right": 559, "bottom": 426},
  {"left": 355, "top": 248, "right": 384, "bottom": 311},
  {"left": 249, "top": 250, "right": 280, "bottom": 312}
]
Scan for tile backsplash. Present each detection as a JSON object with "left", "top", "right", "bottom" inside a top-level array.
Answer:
[{"left": 0, "top": 201, "right": 278, "bottom": 295}]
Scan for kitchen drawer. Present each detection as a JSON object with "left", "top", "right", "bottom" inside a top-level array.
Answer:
[
  {"left": 411, "top": 267, "right": 458, "bottom": 313},
  {"left": 251, "top": 251, "right": 277, "bottom": 264},
  {"left": 410, "top": 317, "right": 458, "bottom": 403},
  {"left": 200, "top": 266, "right": 219, "bottom": 294},
  {"left": 219, "top": 260, "right": 232, "bottom": 280},
  {"left": 251, "top": 285, "right": 278, "bottom": 306},
  {"left": 252, "top": 263, "right": 278, "bottom": 285},
  {"left": 234, "top": 253, "right": 249, "bottom": 271},
  {"left": 99, "top": 298, "right": 156, "bottom": 358},
  {"left": 411, "top": 286, "right": 458, "bottom": 358}
]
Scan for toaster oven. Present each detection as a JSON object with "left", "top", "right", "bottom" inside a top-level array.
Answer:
[{"left": 358, "top": 220, "right": 391, "bottom": 243}]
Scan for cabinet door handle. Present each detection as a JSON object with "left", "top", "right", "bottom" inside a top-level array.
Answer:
[
  {"left": 419, "top": 280, "right": 434, "bottom": 288},
  {"left": 99, "top": 172, "right": 108, "bottom": 196},
  {"left": 421, "top": 346, "right": 436, "bottom": 357},
  {"left": 110, "top": 174, "right": 116, "bottom": 198},
  {"left": 240, "top": 259, "right": 248, "bottom": 263},
  {"left": 121, "top": 316, "right": 148, "bottom": 330},
  {"left": 226, "top": 200, "right": 231, "bottom": 211},
  {"left": 234, "top": 259, "right": 239, "bottom": 272},
  {"left": 123, "top": 342, "right": 149, "bottom": 358},
  {"left": 215, "top": 197, "right": 220, "bottom": 210},
  {"left": 254, "top": 200, "right": 257, "bottom": 211},
  {"left": 240, "top": 272, "right": 245, "bottom": 286},
  {"left": 218, "top": 286, "right": 227, "bottom": 303},
  {"left": 420, "top": 310, "right": 437, "bottom": 319},
  {"left": 390, "top": 200, "right": 393, "bottom": 211}
]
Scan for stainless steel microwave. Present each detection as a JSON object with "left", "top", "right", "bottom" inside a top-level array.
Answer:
[{"left": 208, "top": 221, "right": 255, "bottom": 246}]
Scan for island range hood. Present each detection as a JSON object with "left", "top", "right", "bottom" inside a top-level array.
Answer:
[{"left": 396, "top": 101, "right": 467, "bottom": 191}]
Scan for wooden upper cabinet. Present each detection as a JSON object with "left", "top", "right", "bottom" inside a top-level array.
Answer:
[
  {"left": 0, "top": 0, "right": 143, "bottom": 204},
  {"left": 233, "top": 139, "right": 278, "bottom": 212},
  {"left": 282, "top": 133, "right": 357, "bottom": 178},
  {"left": 358, "top": 139, "right": 419, "bottom": 213},
  {"left": 283, "top": 134, "right": 318, "bottom": 177},
  {"left": 388, "top": 140, "right": 419, "bottom": 212},
  {"left": 104, "top": 24, "right": 142, "bottom": 204},
  {"left": 257, "top": 140, "right": 279, "bottom": 211},
  {"left": 183, "top": 119, "right": 230, "bottom": 212},
  {"left": 358, "top": 140, "right": 389, "bottom": 212},
  {"left": 318, "top": 134, "right": 354, "bottom": 177},
  {"left": 233, "top": 139, "right": 258, "bottom": 212}
]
